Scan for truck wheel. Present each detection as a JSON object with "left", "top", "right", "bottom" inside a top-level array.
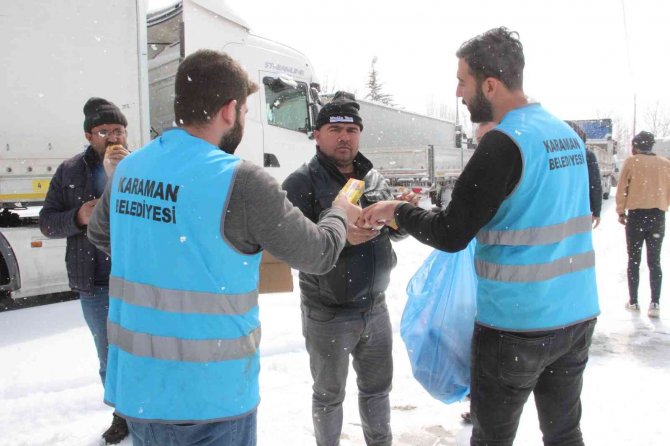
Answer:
[{"left": 0, "top": 290, "right": 14, "bottom": 311}]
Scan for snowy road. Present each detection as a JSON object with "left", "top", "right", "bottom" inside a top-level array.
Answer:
[{"left": 1, "top": 194, "right": 668, "bottom": 445}]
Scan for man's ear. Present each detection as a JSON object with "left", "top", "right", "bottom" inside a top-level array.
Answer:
[
  {"left": 84, "top": 132, "right": 93, "bottom": 143},
  {"left": 217, "top": 99, "right": 238, "bottom": 128},
  {"left": 481, "top": 77, "right": 498, "bottom": 99}
]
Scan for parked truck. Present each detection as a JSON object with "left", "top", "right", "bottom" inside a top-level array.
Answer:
[
  {"left": 1, "top": 0, "right": 322, "bottom": 305},
  {"left": 652, "top": 136, "right": 670, "bottom": 159},
  {"left": 323, "top": 96, "right": 472, "bottom": 207},
  {"left": 571, "top": 119, "right": 618, "bottom": 199}
]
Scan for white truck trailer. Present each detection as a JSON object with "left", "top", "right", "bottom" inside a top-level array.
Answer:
[
  {"left": 330, "top": 97, "right": 471, "bottom": 207},
  {"left": 0, "top": 0, "right": 321, "bottom": 305}
]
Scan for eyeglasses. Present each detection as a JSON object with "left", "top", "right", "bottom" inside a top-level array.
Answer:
[{"left": 95, "top": 129, "right": 126, "bottom": 138}]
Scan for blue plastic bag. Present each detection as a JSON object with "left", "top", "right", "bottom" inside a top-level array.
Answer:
[{"left": 401, "top": 240, "right": 477, "bottom": 404}]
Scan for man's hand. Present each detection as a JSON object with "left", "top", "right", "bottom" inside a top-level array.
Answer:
[
  {"left": 395, "top": 190, "right": 420, "bottom": 206},
  {"left": 359, "top": 200, "right": 404, "bottom": 229},
  {"left": 592, "top": 216, "right": 601, "bottom": 229},
  {"left": 103, "top": 144, "right": 130, "bottom": 177},
  {"left": 332, "top": 193, "right": 362, "bottom": 226},
  {"left": 618, "top": 214, "right": 627, "bottom": 226},
  {"left": 76, "top": 199, "right": 99, "bottom": 227},
  {"left": 347, "top": 223, "right": 380, "bottom": 245}
]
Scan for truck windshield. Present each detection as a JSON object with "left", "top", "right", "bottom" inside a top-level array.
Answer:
[{"left": 263, "top": 76, "right": 310, "bottom": 133}]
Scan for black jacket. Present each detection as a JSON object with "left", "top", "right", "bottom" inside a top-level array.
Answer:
[
  {"left": 39, "top": 146, "right": 110, "bottom": 293},
  {"left": 282, "top": 150, "right": 406, "bottom": 311},
  {"left": 586, "top": 149, "right": 602, "bottom": 217}
]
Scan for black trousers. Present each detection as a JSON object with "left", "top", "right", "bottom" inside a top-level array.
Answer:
[
  {"left": 470, "top": 319, "right": 597, "bottom": 446},
  {"left": 626, "top": 209, "right": 665, "bottom": 304}
]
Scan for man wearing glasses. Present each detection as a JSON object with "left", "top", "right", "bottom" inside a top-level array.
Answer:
[{"left": 40, "top": 97, "right": 130, "bottom": 444}]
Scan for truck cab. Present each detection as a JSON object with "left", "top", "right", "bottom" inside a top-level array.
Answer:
[
  {"left": 1, "top": 0, "right": 322, "bottom": 303},
  {"left": 148, "top": 0, "right": 321, "bottom": 182}
]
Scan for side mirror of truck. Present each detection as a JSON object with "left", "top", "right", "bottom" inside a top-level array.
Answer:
[{"left": 308, "top": 103, "right": 319, "bottom": 136}]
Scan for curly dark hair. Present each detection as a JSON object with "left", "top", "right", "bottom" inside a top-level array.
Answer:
[{"left": 456, "top": 27, "right": 525, "bottom": 90}]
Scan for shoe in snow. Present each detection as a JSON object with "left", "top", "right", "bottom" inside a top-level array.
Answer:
[
  {"left": 625, "top": 301, "right": 640, "bottom": 311},
  {"left": 102, "top": 413, "right": 129, "bottom": 445},
  {"left": 648, "top": 302, "right": 660, "bottom": 318}
]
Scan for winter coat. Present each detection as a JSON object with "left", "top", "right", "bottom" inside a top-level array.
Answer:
[
  {"left": 616, "top": 152, "right": 670, "bottom": 215},
  {"left": 39, "top": 146, "right": 110, "bottom": 292},
  {"left": 586, "top": 149, "right": 602, "bottom": 217},
  {"left": 283, "top": 149, "right": 406, "bottom": 311}
]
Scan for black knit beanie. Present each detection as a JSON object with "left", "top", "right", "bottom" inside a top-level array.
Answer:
[
  {"left": 83, "top": 97, "right": 128, "bottom": 133},
  {"left": 632, "top": 131, "right": 655, "bottom": 152},
  {"left": 316, "top": 91, "right": 363, "bottom": 130}
]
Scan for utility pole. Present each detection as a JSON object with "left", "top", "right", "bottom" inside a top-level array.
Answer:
[{"left": 633, "top": 93, "right": 637, "bottom": 136}]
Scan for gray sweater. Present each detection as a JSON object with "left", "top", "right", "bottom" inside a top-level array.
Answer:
[{"left": 88, "top": 160, "right": 347, "bottom": 275}]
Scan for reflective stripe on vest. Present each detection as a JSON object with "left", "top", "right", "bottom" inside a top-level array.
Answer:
[
  {"left": 109, "top": 276, "right": 258, "bottom": 315},
  {"left": 108, "top": 321, "right": 261, "bottom": 362},
  {"left": 476, "top": 250, "right": 595, "bottom": 283},
  {"left": 477, "top": 215, "right": 592, "bottom": 246}
]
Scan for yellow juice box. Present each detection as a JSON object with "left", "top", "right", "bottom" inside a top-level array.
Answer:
[{"left": 340, "top": 179, "right": 365, "bottom": 204}]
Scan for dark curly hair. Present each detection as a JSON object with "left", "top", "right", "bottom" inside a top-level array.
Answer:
[{"left": 456, "top": 27, "right": 525, "bottom": 90}]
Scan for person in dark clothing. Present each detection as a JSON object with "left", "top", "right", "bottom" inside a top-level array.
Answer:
[
  {"left": 39, "top": 97, "right": 130, "bottom": 444},
  {"left": 282, "top": 92, "right": 412, "bottom": 446},
  {"left": 616, "top": 131, "right": 670, "bottom": 317},
  {"left": 566, "top": 120, "right": 603, "bottom": 228},
  {"left": 361, "top": 28, "right": 599, "bottom": 446}
]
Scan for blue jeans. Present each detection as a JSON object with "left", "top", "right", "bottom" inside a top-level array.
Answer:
[
  {"left": 78, "top": 286, "right": 110, "bottom": 384},
  {"left": 128, "top": 411, "right": 257, "bottom": 446},
  {"left": 470, "top": 319, "right": 597, "bottom": 446},
  {"left": 302, "top": 302, "right": 393, "bottom": 446}
]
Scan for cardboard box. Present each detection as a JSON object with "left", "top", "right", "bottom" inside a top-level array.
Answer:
[{"left": 259, "top": 251, "right": 294, "bottom": 294}]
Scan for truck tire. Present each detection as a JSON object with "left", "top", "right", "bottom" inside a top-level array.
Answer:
[{"left": 0, "top": 290, "right": 14, "bottom": 311}]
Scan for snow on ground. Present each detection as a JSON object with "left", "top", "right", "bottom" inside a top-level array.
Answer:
[{"left": 1, "top": 191, "right": 669, "bottom": 445}]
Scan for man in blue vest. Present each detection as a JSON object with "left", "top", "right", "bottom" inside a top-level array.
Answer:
[
  {"left": 87, "top": 49, "right": 358, "bottom": 446},
  {"left": 360, "top": 27, "right": 599, "bottom": 446}
]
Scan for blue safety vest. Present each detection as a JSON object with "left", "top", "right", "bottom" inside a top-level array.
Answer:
[
  {"left": 475, "top": 104, "right": 600, "bottom": 331},
  {"left": 105, "top": 128, "right": 262, "bottom": 423}
]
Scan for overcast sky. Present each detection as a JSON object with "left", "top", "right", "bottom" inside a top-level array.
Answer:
[{"left": 149, "top": 0, "right": 670, "bottom": 136}]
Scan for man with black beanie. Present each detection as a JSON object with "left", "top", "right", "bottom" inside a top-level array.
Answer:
[
  {"left": 616, "top": 130, "right": 670, "bottom": 317},
  {"left": 282, "top": 92, "right": 414, "bottom": 446},
  {"left": 39, "top": 97, "right": 130, "bottom": 443}
]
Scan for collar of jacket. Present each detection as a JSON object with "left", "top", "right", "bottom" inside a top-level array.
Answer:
[
  {"left": 83, "top": 145, "right": 103, "bottom": 169},
  {"left": 313, "top": 147, "right": 374, "bottom": 182}
]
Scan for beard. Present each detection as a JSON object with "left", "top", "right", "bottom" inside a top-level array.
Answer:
[
  {"left": 218, "top": 118, "right": 243, "bottom": 154},
  {"left": 466, "top": 86, "right": 494, "bottom": 123}
]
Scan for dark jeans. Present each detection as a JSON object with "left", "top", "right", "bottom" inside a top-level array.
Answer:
[
  {"left": 626, "top": 209, "right": 665, "bottom": 304},
  {"left": 128, "top": 410, "right": 256, "bottom": 446},
  {"left": 301, "top": 302, "right": 393, "bottom": 446},
  {"left": 78, "top": 285, "right": 110, "bottom": 384},
  {"left": 470, "top": 319, "right": 597, "bottom": 446}
]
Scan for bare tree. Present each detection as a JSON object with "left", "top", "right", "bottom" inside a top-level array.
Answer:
[
  {"left": 365, "top": 57, "right": 395, "bottom": 106},
  {"left": 643, "top": 101, "right": 670, "bottom": 137}
]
